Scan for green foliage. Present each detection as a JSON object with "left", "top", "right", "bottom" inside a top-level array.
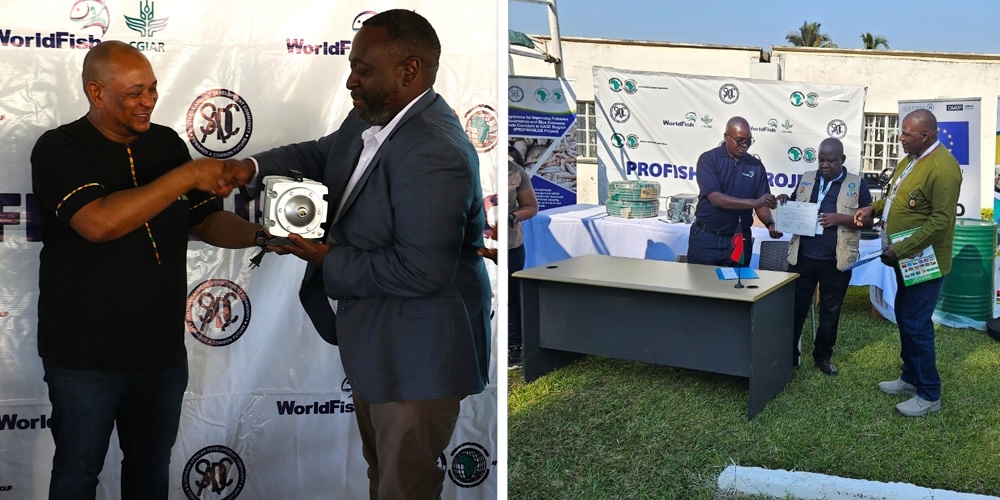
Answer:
[
  {"left": 786, "top": 21, "right": 836, "bottom": 48},
  {"left": 508, "top": 287, "right": 1000, "bottom": 499},
  {"left": 861, "top": 32, "right": 890, "bottom": 50}
]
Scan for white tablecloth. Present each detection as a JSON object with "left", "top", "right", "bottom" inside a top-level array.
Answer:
[{"left": 522, "top": 204, "right": 897, "bottom": 317}]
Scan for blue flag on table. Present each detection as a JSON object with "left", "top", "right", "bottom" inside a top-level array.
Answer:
[{"left": 937, "top": 121, "right": 969, "bottom": 165}]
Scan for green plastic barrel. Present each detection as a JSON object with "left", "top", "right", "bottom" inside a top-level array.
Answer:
[{"left": 935, "top": 218, "right": 997, "bottom": 321}]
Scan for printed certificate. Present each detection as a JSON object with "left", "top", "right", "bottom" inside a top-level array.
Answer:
[{"left": 775, "top": 201, "right": 820, "bottom": 237}]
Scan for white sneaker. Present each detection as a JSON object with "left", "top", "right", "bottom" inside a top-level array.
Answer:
[
  {"left": 878, "top": 378, "right": 916, "bottom": 395},
  {"left": 896, "top": 395, "right": 941, "bottom": 417}
]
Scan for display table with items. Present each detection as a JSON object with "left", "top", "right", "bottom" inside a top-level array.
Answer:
[
  {"left": 514, "top": 254, "right": 798, "bottom": 419},
  {"left": 522, "top": 204, "right": 997, "bottom": 328}
]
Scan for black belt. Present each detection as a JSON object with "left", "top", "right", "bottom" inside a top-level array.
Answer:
[{"left": 694, "top": 219, "right": 749, "bottom": 237}]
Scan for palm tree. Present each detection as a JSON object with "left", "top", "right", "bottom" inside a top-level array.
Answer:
[
  {"left": 786, "top": 21, "right": 837, "bottom": 48},
  {"left": 861, "top": 32, "right": 890, "bottom": 50}
]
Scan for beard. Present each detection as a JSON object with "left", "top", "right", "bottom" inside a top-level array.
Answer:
[{"left": 356, "top": 85, "right": 397, "bottom": 126}]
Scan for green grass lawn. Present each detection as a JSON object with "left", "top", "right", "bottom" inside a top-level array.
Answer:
[{"left": 507, "top": 286, "right": 1000, "bottom": 499}]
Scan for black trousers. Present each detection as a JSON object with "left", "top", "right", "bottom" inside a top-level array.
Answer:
[
  {"left": 509, "top": 244, "right": 526, "bottom": 347},
  {"left": 787, "top": 255, "right": 853, "bottom": 362}
]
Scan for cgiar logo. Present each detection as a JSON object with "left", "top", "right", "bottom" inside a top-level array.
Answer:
[
  {"left": 464, "top": 104, "right": 498, "bottom": 153},
  {"left": 609, "top": 102, "right": 630, "bottom": 123},
  {"left": 186, "top": 89, "right": 253, "bottom": 159},
  {"left": 183, "top": 445, "right": 246, "bottom": 500},
  {"left": 185, "top": 279, "right": 251, "bottom": 347},
  {"left": 781, "top": 119, "right": 794, "bottom": 133},
  {"left": 700, "top": 114, "right": 713, "bottom": 128},
  {"left": 124, "top": 0, "right": 168, "bottom": 38},
  {"left": 719, "top": 83, "right": 739, "bottom": 104},
  {"left": 352, "top": 11, "right": 377, "bottom": 31},
  {"left": 70, "top": 0, "right": 110, "bottom": 35},
  {"left": 447, "top": 442, "right": 495, "bottom": 488}
]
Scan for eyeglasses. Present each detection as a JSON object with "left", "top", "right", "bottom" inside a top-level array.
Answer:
[{"left": 726, "top": 134, "right": 754, "bottom": 147}]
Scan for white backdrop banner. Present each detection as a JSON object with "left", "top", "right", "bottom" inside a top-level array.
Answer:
[
  {"left": 898, "top": 98, "right": 981, "bottom": 218},
  {"left": 0, "top": 1, "right": 498, "bottom": 499},
  {"left": 593, "top": 67, "right": 867, "bottom": 207}
]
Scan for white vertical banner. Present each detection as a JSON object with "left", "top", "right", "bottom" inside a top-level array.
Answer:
[
  {"left": 508, "top": 76, "right": 578, "bottom": 210},
  {"left": 898, "top": 99, "right": 980, "bottom": 218},
  {"left": 593, "top": 67, "right": 866, "bottom": 209},
  {"left": 0, "top": 1, "right": 498, "bottom": 498}
]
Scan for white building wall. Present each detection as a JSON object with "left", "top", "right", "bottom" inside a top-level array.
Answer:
[{"left": 512, "top": 38, "right": 1000, "bottom": 209}]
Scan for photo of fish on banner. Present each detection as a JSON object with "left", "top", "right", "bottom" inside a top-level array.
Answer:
[
  {"left": 606, "top": 180, "right": 661, "bottom": 219},
  {"left": 715, "top": 218, "right": 759, "bottom": 287},
  {"left": 249, "top": 170, "right": 329, "bottom": 267}
]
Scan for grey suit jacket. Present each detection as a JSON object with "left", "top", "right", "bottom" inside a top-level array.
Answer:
[{"left": 253, "top": 90, "right": 491, "bottom": 403}]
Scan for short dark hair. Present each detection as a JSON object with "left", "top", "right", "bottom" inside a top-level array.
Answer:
[{"left": 363, "top": 9, "right": 441, "bottom": 73}]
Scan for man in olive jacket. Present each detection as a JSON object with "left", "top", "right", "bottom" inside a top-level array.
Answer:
[{"left": 855, "top": 108, "right": 962, "bottom": 417}]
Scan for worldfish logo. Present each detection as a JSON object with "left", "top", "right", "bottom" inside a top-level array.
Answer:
[
  {"left": 285, "top": 38, "right": 351, "bottom": 55},
  {"left": 0, "top": 30, "right": 100, "bottom": 49}
]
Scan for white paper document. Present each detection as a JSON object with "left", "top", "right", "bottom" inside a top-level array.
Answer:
[{"left": 775, "top": 201, "right": 820, "bottom": 237}]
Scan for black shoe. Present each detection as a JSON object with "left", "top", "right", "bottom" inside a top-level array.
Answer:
[
  {"left": 508, "top": 346, "right": 523, "bottom": 370},
  {"left": 815, "top": 359, "right": 838, "bottom": 376}
]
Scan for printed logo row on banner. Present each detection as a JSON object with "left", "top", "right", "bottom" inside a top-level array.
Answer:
[
  {"left": 4, "top": 1, "right": 373, "bottom": 52},
  {"left": 0, "top": 1, "right": 500, "bottom": 160},
  {"left": 594, "top": 67, "right": 865, "bottom": 199},
  {"left": 0, "top": 435, "right": 493, "bottom": 498}
]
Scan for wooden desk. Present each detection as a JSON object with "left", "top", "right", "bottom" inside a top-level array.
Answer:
[{"left": 514, "top": 254, "right": 799, "bottom": 419}]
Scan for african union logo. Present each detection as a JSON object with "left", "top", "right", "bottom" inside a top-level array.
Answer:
[
  {"left": 464, "top": 104, "right": 498, "bottom": 153},
  {"left": 609, "top": 78, "right": 624, "bottom": 92},
  {"left": 790, "top": 91, "right": 820, "bottom": 107},
  {"left": 623, "top": 79, "right": 638, "bottom": 94},
  {"left": 183, "top": 445, "right": 246, "bottom": 500},
  {"left": 186, "top": 89, "right": 253, "bottom": 159},
  {"left": 70, "top": 0, "right": 110, "bottom": 34},
  {"left": 534, "top": 88, "right": 551, "bottom": 103},
  {"left": 508, "top": 85, "right": 524, "bottom": 103},
  {"left": 352, "top": 11, "right": 377, "bottom": 30},
  {"left": 626, "top": 134, "right": 640, "bottom": 149},
  {"left": 787, "top": 147, "right": 818, "bottom": 162},
  {"left": 827, "top": 119, "right": 847, "bottom": 138},
  {"left": 124, "top": 0, "right": 167, "bottom": 37},
  {"left": 609, "top": 102, "right": 630, "bottom": 123},
  {"left": 550, "top": 88, "right": 566, "bottom": 104},
  {"left": 185, "top": 279, "right": 251, "bottom": 347},
  {"left": 788, "top": 147, "right": 803, "bottom": 161},
  {"left": 447, "top": 442, "right": 494, "bottom": 488},
  {"left": 719, "top": 83, "right": 739, "bottom": 104}
]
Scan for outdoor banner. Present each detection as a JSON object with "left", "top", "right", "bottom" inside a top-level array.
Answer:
[
  {"left": 898, "top": 99, "right": 980, "bottom": 219},
  {"left": 593, "top": 67, "right": 866, "bottom": 211},
  {"left": 0, "top": 1, "right": 498, "bottom": 499},
  {"left": 508, "top": 75, "right": 577, "bottom": 210},
  {"left": 994, "top": 96, "right": 1000, "bottom": 315}
]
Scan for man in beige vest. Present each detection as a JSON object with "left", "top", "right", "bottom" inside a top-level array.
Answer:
[{"left": 776, "top": 138, "right": 873, "bottom": 375}]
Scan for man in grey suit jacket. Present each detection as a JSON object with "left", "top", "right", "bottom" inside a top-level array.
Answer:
[{"left": 219, "top": 10, "right": 491, "bottom": 499}]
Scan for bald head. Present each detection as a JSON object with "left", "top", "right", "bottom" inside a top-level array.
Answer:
[
  {"left": 900, "top": 108, "right": 938, "bottom": 156},
  {"left": 818, "top": 138, "right": 846, "bottom": 180},
  {"left": 724, "top": 116, "right": 752, "bottom": 158},
  {"left": 82, "top": 41, "right": 149, "bottom": 102},
  {"left": 81, "top": 40, "right": 159, "bottom": 142}
]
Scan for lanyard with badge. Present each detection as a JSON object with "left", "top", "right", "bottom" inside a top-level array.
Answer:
[
  {"left": 813, "top": 169, "right": 843, "bottom": 234},
  {"left": 880, "top": 141, "right": 938, "bottom": 247}
]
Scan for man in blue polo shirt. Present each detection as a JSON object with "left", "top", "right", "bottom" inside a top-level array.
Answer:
[{"left": 688, "top": 116, "right": 781, "bottom": 265}]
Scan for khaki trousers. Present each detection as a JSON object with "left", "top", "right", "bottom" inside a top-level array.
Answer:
[{"left": 352, "top": 394, "right": 463, "bottom": 500}]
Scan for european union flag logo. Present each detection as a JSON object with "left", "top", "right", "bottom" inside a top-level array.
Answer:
[{"left": 938, "top": 121, "right": 970, "bottom": 165}]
